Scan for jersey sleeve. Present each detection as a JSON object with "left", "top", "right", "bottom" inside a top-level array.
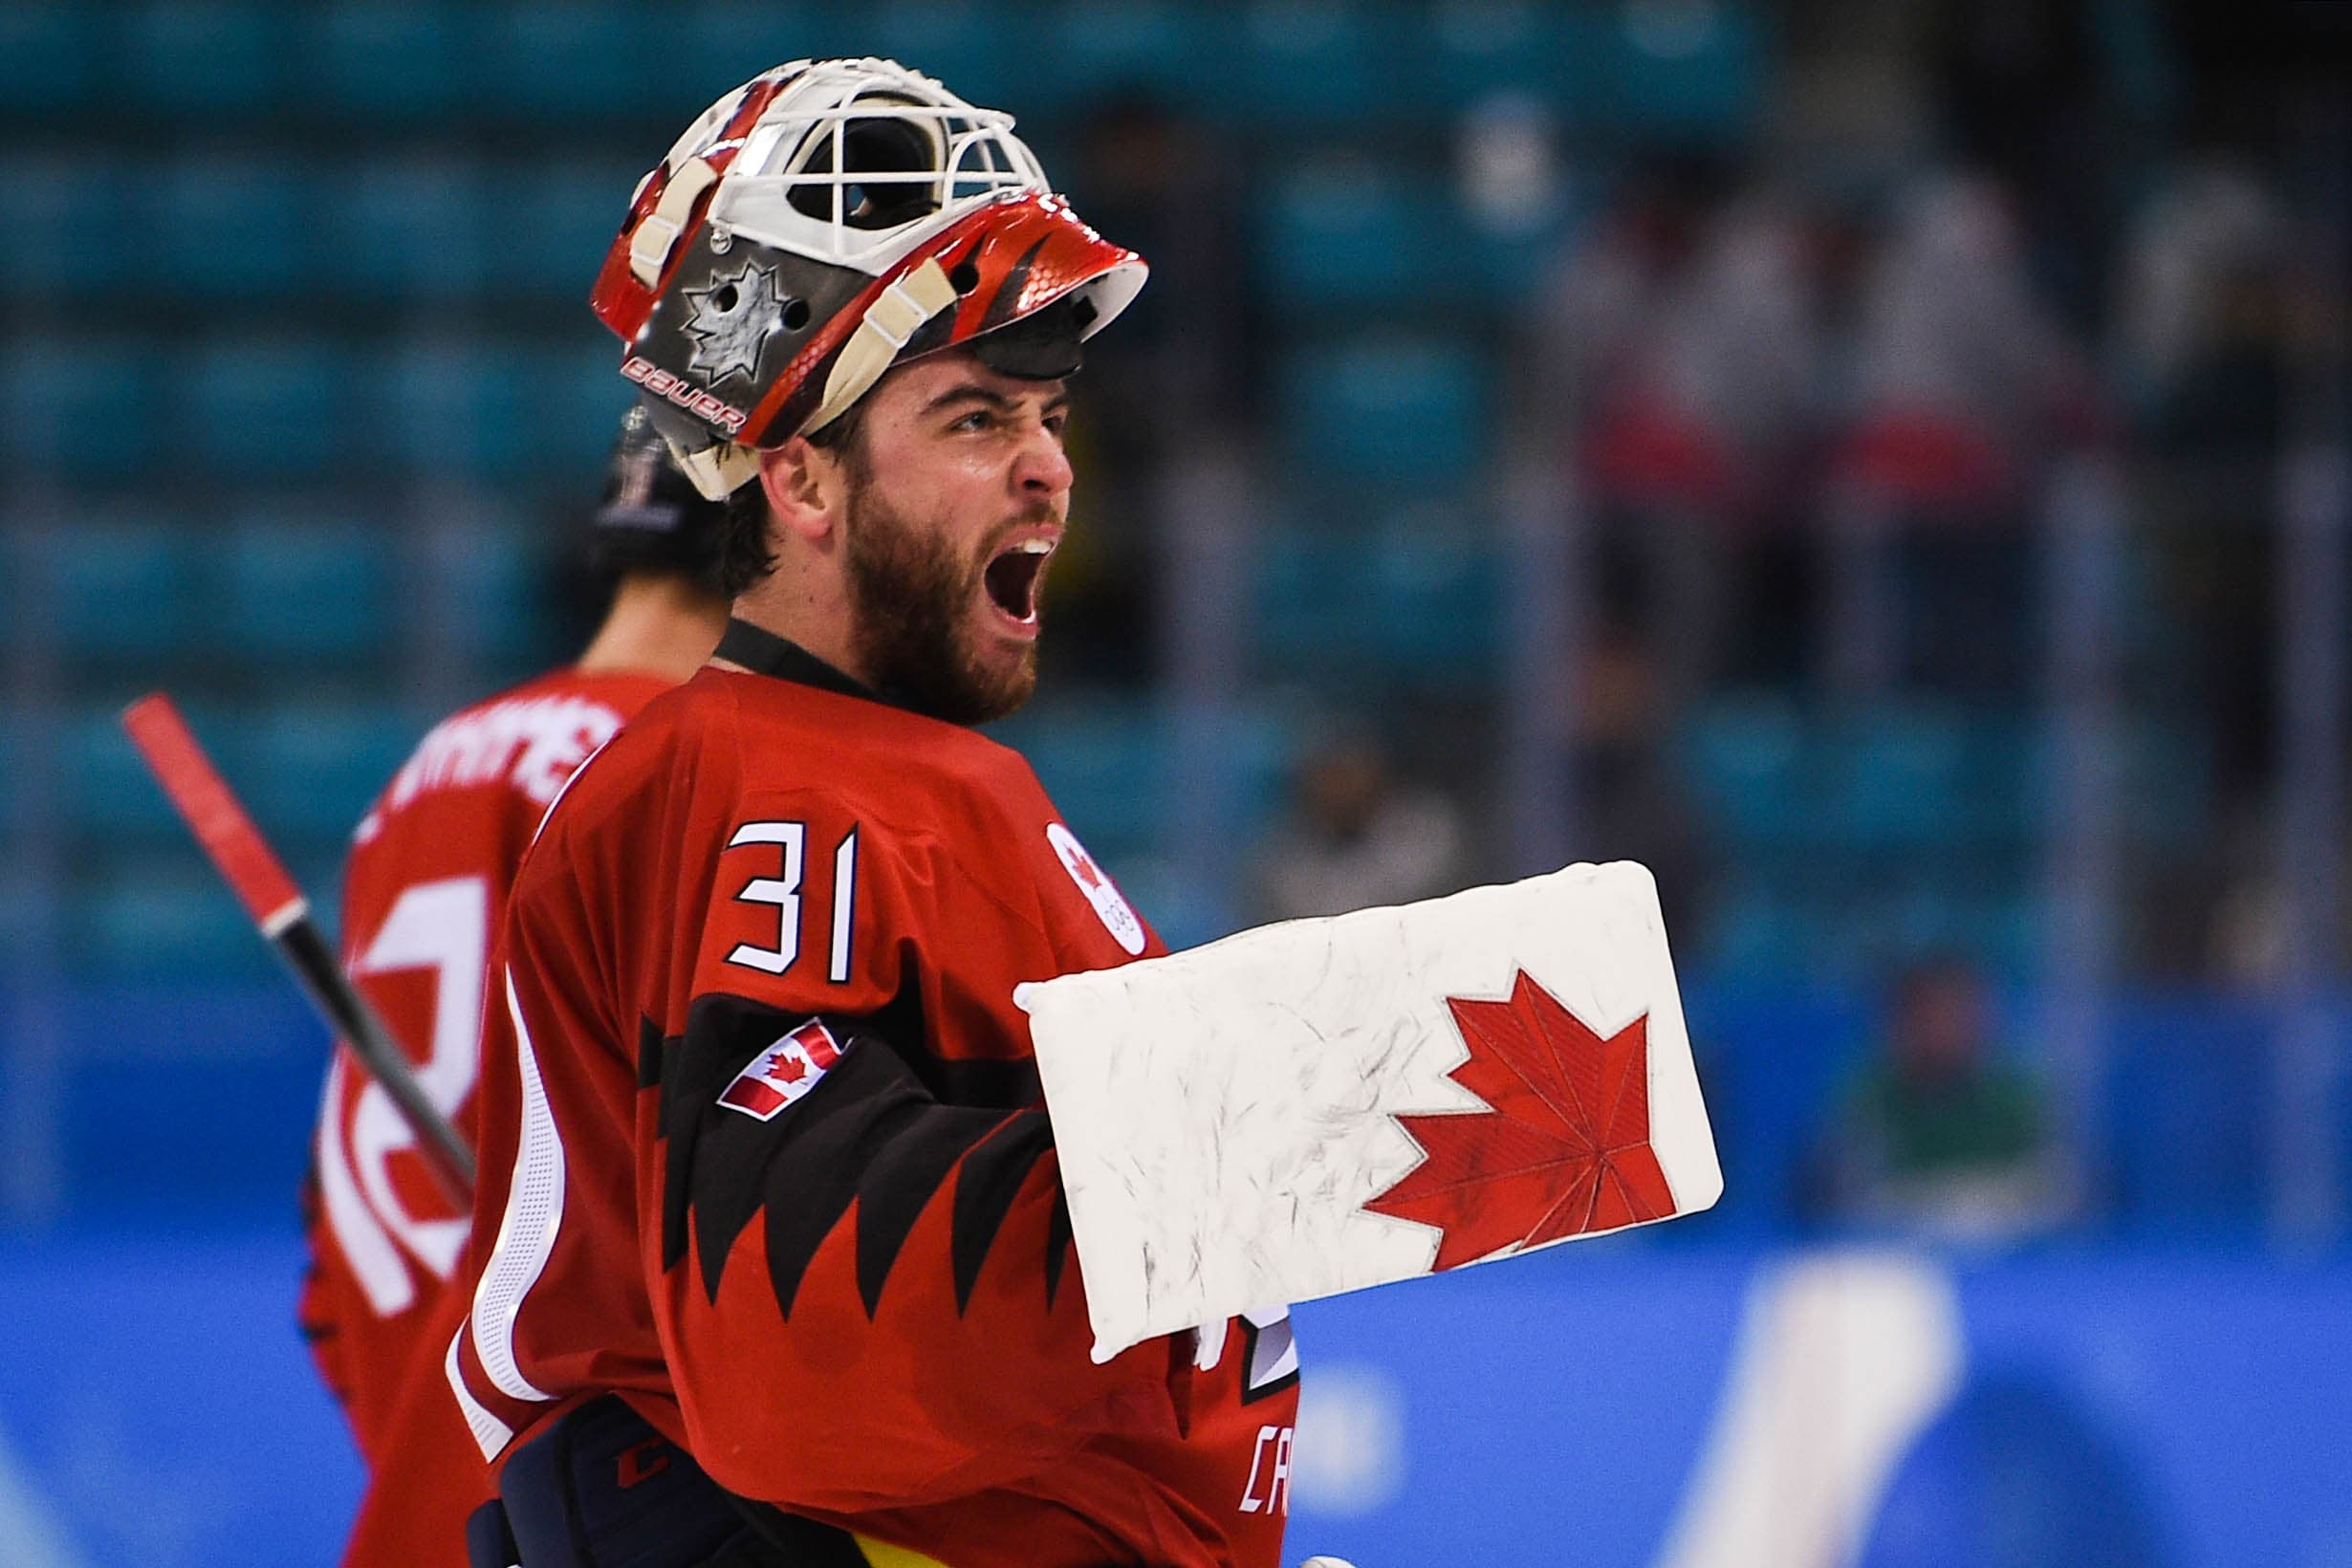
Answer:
[{"left": 643, "top": 791, "right": 1181, "bottom": 1513}]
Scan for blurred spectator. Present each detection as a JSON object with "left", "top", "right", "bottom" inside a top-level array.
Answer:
[
  {"left": 1812, "top": 957, "right": 2076, "bottom": 1243},
  {"left": 1046, "top": 92, "right": 1252, "bottom": 687},
  {"left": 1571, "top": 621, "right": 1716, "bottom": 944},
  {"left": 1253, "top": 734, "right": 1469, "bottom": 922},
  {"left": 1840, "top": 171, "right": 2099, "bottom": 505},
  {"left": 2115, "top": 159, "right": 2289, "bottom": 454}
]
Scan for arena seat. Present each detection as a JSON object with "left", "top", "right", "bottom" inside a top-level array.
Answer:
[
  {"left": 334, "top": 159, "right": 487, "bottom": 304},
  {"left": 216, "top": 512, "right": 399, "bottom": 667},
  {"left": 0, "top": 337, "right": 160, "bottom": 483},
  {"left": 477, "top": 0, "right": 664, "bottom": 120},
  {"left": 1594, "top": 0, "right": 1764, "bottom": 144},
  {"left": 0, "top": 3, "right": 98, "bottom": 120},
  {"left": 65, "top": 861, "right": 270, "bottom": 979},
  {"left": 1202, "top": 0, "right": 1410, "bottom": 128},
  {"left": 1281, "top": 333, "right": 1487, "bottom": 489},
  {"left": 1422, "top": 0, "right": 1599, "bottom": 120},
  {"left": 0, "top": 154, "right": 132, "bottom": 300},
  {"left": 863, "top": 1, "right": 1021, "bottom": 116},
  {"left": 183, "top": 341, "right": 351, "bottom": 481},
  {"left": 154, "top": 154, "right": 316, "bottom": 302},
  {"left": 120, "top": 0, "right": 286, "bottom": 120},
  {"left": 1051, "top": 0, "right": 1211, "bottom": 104},
  {"left": 374, "top": 338, "right": 533, "bottom": 483},
  {"left": 55, "top": 699, "right": 219, "bottom": 844},
  {"left": 1364, "top": 515, "right": 1502, "bottom": 679},
  {"left": 234, "top": 701, "right": 424, "bottom": 845},
  {"left": 300, "top": 0, "right": 468, "bottom": 122},
  {"left": 26, "top": 516, "right": 203, "bottom": 668},
  {"left": 1260, "top": 161, "right": 1454, "bottom": 315}
]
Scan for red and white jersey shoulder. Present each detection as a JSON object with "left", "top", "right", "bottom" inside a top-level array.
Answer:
[
  {"left": 300, "top": 665, "right": 668, "bottom": 1568},
  {"left": 449, "top": 664, "right": 1299, "bottom": 1568}
]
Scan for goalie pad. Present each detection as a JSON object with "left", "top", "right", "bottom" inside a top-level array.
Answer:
[{"left": 1014, "top": 861, "right": 1722, "bottom": 1363}]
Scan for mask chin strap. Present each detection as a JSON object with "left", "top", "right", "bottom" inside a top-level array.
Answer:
[
  {"left": 802, "top": 257, "right": 961, "bottom": 433},
  {"left": 671, "top": 440, "right": 761, "bottom": 502}
]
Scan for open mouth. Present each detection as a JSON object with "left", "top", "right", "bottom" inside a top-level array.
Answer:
[{"left": 983, "top": 537, "right": 1053, "bottom": 626}]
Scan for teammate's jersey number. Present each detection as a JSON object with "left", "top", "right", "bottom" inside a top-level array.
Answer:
[
  {"left": 725, "top": 819, "right": 858, "bottom": 984},
  {"left": 318, "top": 875, "right": 490, "bottom": 1317}
]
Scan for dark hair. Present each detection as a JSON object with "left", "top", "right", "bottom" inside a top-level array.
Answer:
[{"left": 711, "top": 404, "right": 869, "bottom": 598}]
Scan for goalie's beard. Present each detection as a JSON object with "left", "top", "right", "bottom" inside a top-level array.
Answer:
[{"left": 843, "top": 469, "right": 1042, "bottom": 728}]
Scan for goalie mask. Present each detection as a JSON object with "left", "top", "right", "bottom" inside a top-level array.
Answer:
[{"left": 592, "top": 57, "right": 1149, "bottom": 499}]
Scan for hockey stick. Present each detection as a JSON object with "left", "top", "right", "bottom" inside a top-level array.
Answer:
[{"left": 120, "top": 692, "right": 476, "bottom": 1204}]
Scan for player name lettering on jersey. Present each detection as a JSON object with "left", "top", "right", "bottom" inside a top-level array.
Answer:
[
  {"left": 718, "top": 1019, "right": 846, "bottom": 1122},
  {"left": 359, "top": 695, "right": 628, "bottom": 841}
]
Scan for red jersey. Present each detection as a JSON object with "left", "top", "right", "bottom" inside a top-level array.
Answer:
[
  {"left": 301, "top": 667, "right": 670, "bottom": 1567},
  {"left": 449, "top": 628, "right": 1300, "bottom": 1568}
]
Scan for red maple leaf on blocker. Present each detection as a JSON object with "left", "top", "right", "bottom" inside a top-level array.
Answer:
[{"left": 1363, "top": 970, "right": 1675, "bottom": 1271}]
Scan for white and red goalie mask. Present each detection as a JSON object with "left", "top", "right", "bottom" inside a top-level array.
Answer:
[{"left": 590, "top": 57, "right": 1149, "bottom": 499}]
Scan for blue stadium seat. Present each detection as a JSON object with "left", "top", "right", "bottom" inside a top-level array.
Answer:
[
  {"left": 0, "top": 3, "right": 98, "bottom": 118},
  {"left": 1422, "top": 0, "right": 1601, "bottom": 120},
  {"left": 1280, "top": 334, "right": 1487, "bottom": 489},
  {"left": 864, "top": 1, "right": 1021, "bottom": 112},
  {"left": 1823, "top": 708, "right": 1972, "bottom": 851},
  {"left": 477, "top": 1, "right": 664, "bottom": 120},
  {"left": 0, "top": 154, "right": 141, "bottom": 300},
  {"left": 64, "top": 860, "right": 269, "bottom": 979},
  {"left": 1001, "top": 700, "right": 1165, "bottom": 854},
  {"left": 0, "top": 337, "right": 160, "bottom": 483},
  {"left": 55, "top": 700, "right": 220, "bottom": 844},
  {"left": 1705, "top": 882, "right": 1818, "bottom": 980},
  {"left": 120, "top": 1, "right": 287, "bottom": 120},
  {"left": 1202, "top": 1, "right": 1414, "bottom": 128},
  {"left": 670, "top": 5, "right": 842, "bottom": 109},
  {"left": 1051, "top": 1, "right": 1214, "bottom": 105},
  {"left": 154, "top": 155, "right": 316, "bottom": 301},
  {"left": 491, "top": 159, "right": 642, "bottom": 304},
  {"left": 1594, "top": 0, "right": 1765, "bottom": 145},
  {"left": 442, "top": 511, "right": 561, "bottom": 677},
  {"left": 334, "top": 159, "right": 486, "bottom": 304},
  {"left": 373, "top": 338, "right": 533, "bottom": 482},
  {"left": 1252, "top": 523, "right": 1375, "bottom": 675},
  {"left": 181, "top": 341, "right": 351, "bottom": 481},
  {"left": 1364, "top": 517, "right": 1502, "bottom": 678},
  {"left": 26, "top": 515, "right": 204, "bottom": 666},
  {"left": 236, "top": 701, "right": 425, "bottom": 846},
  {"left": 216, "top": 512, "right": 399, "bottom": 666},
  {"left": 1676, "top": 695, "right": 1807, "bottom": 850},
  {"left": 300, "top": 0, "right": 468, "bottom": 121},
  {"left": 1260, "top": 162, "right": 1455, "bottom": 315},
  {"left": 529, "top": 339, "right": 635, "bottom": 481}
]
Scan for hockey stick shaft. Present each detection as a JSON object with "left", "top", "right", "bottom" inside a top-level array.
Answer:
[{"left": 120, "top": 693, "right": 476, "bottom": 1203}]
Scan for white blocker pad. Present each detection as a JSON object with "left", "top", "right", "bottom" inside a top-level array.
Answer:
[{"left": 1014, "top": 861, "right": 1722, "bottom": 1363}]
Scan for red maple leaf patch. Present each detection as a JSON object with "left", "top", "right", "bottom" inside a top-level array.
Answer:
[{"left": 1363, "top": 970, "right": 1676, "bottom": 1271}]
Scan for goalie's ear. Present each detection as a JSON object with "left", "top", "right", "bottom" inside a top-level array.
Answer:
[{"left": 756, "top": 437, "right": 846, "bottom": 549}]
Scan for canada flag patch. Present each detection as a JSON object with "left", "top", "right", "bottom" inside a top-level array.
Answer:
[
  {"left": 1046, "top": 821, "right": 1146, "bottom": 955},
  {"left": 717, "top": 1018, "right": 845, "bottom": 1122}
]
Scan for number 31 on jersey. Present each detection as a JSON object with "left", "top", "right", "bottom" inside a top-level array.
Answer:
[{"left": 724, "top": 820, "right": 858, "bottom": 983}]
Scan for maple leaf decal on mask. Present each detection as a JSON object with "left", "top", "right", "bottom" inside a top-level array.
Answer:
[{"left": 1363, "top": 970, "right": 1675, "bottom": 1271}]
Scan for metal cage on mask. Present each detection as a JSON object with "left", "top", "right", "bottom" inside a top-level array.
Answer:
[{"left": 592, "top": 58, "right": 1148, "bottom": 500}]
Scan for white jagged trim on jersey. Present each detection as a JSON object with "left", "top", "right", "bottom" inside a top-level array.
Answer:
[
  {"left": 468, "top": 969, "right": 564, "bottom": 1405},
  {"left": 447, "top": 1324, "right": 514, "bottom": 1461},
  {"left": 316, "top": 1055, "right": 416, "bottom": 1317}
]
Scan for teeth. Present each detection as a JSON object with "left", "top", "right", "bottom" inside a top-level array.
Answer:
[{"left": 1017, "top": 538, "right": 1053, "bottom": 555}]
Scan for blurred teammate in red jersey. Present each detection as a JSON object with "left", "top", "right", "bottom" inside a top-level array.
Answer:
[
  {"left": 447, "top": 59, "right": 1300, "bottom": 1568},
  {"left": 300, "top": 409, "right": 731, "bottom": 1566}
]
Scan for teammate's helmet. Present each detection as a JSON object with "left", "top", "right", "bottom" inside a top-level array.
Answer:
[
  {"left": 588, "top": 406, "right": 731, "bottom": 594},
  {"left": 592, "top": 57, "right": 1149, "bottom": 499}
]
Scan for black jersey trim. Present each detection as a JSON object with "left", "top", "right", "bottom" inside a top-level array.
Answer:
[{"left": 713, "top": 620, "right": 885, "bottom": 705}]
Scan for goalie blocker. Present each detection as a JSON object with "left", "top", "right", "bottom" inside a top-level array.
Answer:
[{"left": 1015, "top": 860, "right": 1723, "bottom": 1362}]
